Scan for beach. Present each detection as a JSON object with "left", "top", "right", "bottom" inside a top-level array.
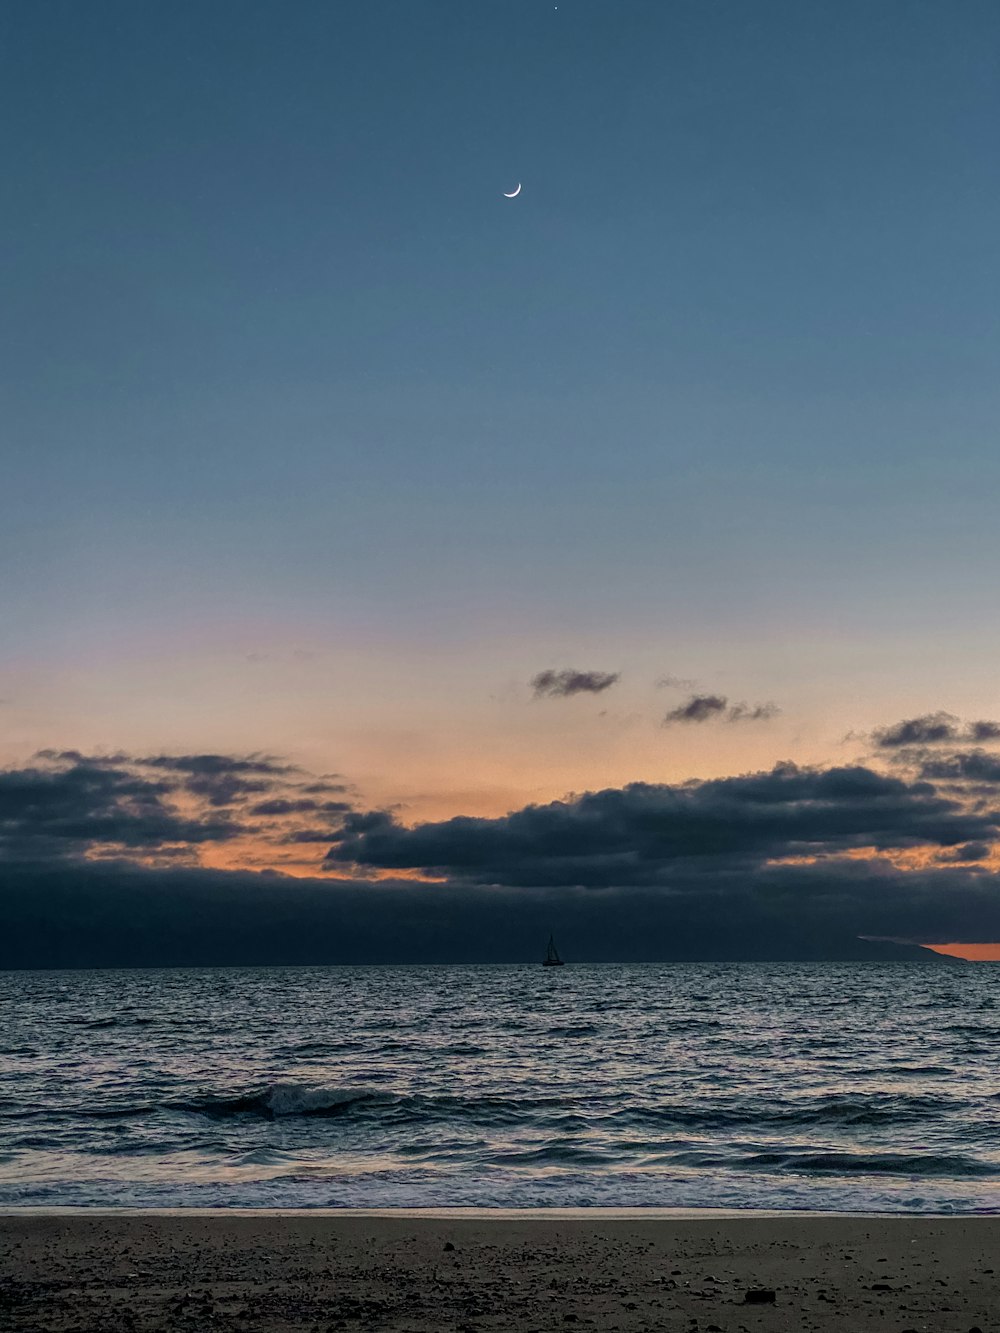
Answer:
[{"left": 2, "top": 1211, "right": 997, "bottom": 1332}]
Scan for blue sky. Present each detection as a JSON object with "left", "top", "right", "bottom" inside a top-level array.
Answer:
[{"left": 3, "top": 0, "right": 999, "bottom": 818}]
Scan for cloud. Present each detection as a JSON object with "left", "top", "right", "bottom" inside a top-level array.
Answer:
[
  {"left": 323, "top": 762, "right": 996, "bottom": 888},
  {"left": 936, "top": 841, "right": 992, "bottom": 864},
  {"left": 873, "top": 714, "right": 1000, "bottom": 749},
  {"left": 185, "top": 774, "right": 275, "bottom": 806},
  {"left": 918, "top": 750, "right": 1000, "bottom": 785},
  {"left": 0, "top": 751, "right": 355, "bottom": 864},
  {"left": 725, "top": 701, "right": 781, "bottom": 723},
  {"left": 249, "top": 798, "right": 350, "bottom": 817},
  {"left": 655, "top": 674, "right": 698, "bottom": 690},
  {"left": 0, "top": 756, "right": 244, "bottom": 860},
  {"left": 663, "top": 694, "right": 780, "bottom": 725},
  {"left": 136, "top": 752, "right": 299, "bottom": 805},
  {"left": 33, "top": 751, "right": 304, "bottom": 809},
  {"left": 663, "top": 693, "right": 728, "bottom": 722},
  {"left": 531, "top": 669, "right": 620, "bottom": 698},
  {"left": 6, "top": 732, "right": 1000, "bottom": 966},
  {"left": 873, "top": 713, "right": 960, "bottom": 748},
  {"left": 2, "top": 855, "right": 996, "bottom": 967},
  {"left": 140, "top": 753, "right": 297, "bottom": 776},
  {"left": 281, "top": 826, "right": 355, "bottom": 843},
  {"left": 35, "top": 748, "right": 132, "bottom": 766}
]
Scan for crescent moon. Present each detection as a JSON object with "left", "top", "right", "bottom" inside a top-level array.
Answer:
[{"left": 503, "top": 183, "right": 522, "bottom": 198}]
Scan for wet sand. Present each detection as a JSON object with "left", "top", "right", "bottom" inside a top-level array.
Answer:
[{"left": 1, "top": 1211, "right": 997, "bottom": 1332}]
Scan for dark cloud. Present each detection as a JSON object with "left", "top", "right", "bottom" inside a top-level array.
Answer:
[
  {"left": 531, "top": 669, "right": 620, "bottom": 698},
  {"left": 5, "top": 738, "right": 1000, "bottom": 968},
  {"left": 338, "top": 810, "right": 396, "bottom": 835},
  {"left": 281, "top": 827, "right": 354, "bottom": 844},
  {"left": 726, "top": 701, "right": 781, "bottom": 723},
  {"left": 918, "top": 750, "right": 1000, "bottom": 785},
  {"left": 1, "top": 856, "right": 992, "bottom": 968},
  {"left": 663, "top": 694, "right": 728, "bottom": 723},
  {"left": 0, "top": 751, "right": 355, "bottom": 863},
  {"left": 873, "top": 714, "right": 1000, "bottom": 749},
  {"left": 874, "top": 713, "right": 961, "bottom": 748},
  {"left": 0, "top": 756, "right": 243, "bottom": 860},
  {"left": 35, "top": 748, "right": 132, "bottom": 767},
  {"left": 252, "top": 798, "right": 352, "bottom": 818},
  {"left": 34, "top": 750, "right": 302, "bottom": 808},
  {"left": 184, "top": 774, "right": 273, "bottom": 806},
  {"left": 663, "top": 695, "right": 780, "bottom": 725},
  {"left": 140, "top": 753, "right": 298, "bottom": 804},
  {"left": 324, "top": 762, "right": 996, "bottom": 889},
  {"left": 250, "top": 798, "right": 325, "bottom": 816},
  {"left": 936, "top": 842, "right": 992, "bottom": 864},
  {"left": 140, "top": 753, "right": 296, "bottom": 776}
]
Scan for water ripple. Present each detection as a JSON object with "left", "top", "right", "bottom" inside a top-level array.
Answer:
[{"left": 1, "top": 962, "right": 999, "bottom": 1211}]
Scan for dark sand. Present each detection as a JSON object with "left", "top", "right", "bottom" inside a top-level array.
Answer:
[{"left": 1, "top": 1212, "right": 997, "bottom": 1332}]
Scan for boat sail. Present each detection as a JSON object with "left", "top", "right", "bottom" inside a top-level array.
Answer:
[{"left": 543, "top": 934, "right": 565, "bottom": 967}]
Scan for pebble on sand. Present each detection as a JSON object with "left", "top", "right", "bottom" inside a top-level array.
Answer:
[{"left": 744, "top": 1289, "right": 777, "bottom": 1304}]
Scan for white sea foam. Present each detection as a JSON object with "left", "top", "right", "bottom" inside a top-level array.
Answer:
[{"left": 260, "top": 1083, "right": 378, "bottom": 1117}]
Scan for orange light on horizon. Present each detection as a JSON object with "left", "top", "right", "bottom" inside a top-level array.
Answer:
[{"left": 925, "top": 942, "right": 1000, "bottom": 962}]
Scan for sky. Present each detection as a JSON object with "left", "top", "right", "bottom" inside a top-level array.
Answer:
[{"left": 2, "top": 1, "right": 1000, "bottom": 963}]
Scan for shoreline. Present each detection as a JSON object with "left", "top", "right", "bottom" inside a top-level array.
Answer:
[
  {"left": 0, "top": 1203, "right": 990, "bottom": 1217},
  {"left": 4, "top": 1211, "right": 1000, "bottom": 1331}
]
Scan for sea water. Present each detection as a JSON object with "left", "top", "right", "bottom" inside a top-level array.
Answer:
[{"left": 1, "top": 962, "right": 998, "bottom": 1211}]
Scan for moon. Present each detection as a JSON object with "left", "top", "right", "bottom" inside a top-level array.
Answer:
[{"left": 503, "top": 183, "right": 522, "bottom": 198}]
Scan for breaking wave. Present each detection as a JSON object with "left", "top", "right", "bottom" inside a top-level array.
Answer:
[{"left": 172, "top": 1083, "right": 390, "bottom": 1119}]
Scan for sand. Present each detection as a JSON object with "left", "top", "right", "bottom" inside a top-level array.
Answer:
[{"left": 1, "top": 1211, "right": 996, "bottom": 1332}]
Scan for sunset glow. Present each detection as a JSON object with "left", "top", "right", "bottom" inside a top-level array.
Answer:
[{"left": 925, "top": 943, "right": 1000, "bottom": 962}]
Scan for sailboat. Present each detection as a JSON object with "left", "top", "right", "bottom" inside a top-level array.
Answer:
[{"left": 543, "top": 934, "right": 565, "bottom": 967}]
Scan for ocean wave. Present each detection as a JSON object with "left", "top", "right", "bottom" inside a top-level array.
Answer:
[
  {"left": 733, "top": 1149, "right": 998, "bottom": 1179},
  {"left": 774, "top": 1092, "right": 959, "bottom": 1127},
  {"left": 1, "top": 1083, "right": 966, "bottom": 1136},
  {"left": 486, "top": 1142, "right": 617, "bottom": 1166},
  {"left": 6, "top": 963, "right": 1000, "bottom": 1212},
  {"left": 277, "top": 1040, "right": 367, "bottom": 1057},
  {"left": 170, "top": 1083, "right": 609, "bottom": 1125},
  {"left": 863, "top": 1063, "right": 956, "bottom": 1078},
  {"left": 171, "top": 1083, "right": 390, "bottom": 1119},
  {"left": 595, "top": 1092, "right": 960, "bottom": 1133}
]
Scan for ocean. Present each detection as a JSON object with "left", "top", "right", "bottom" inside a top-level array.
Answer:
[{"left": 1, "top": 962, "right": 998, "bottom": 1212}]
